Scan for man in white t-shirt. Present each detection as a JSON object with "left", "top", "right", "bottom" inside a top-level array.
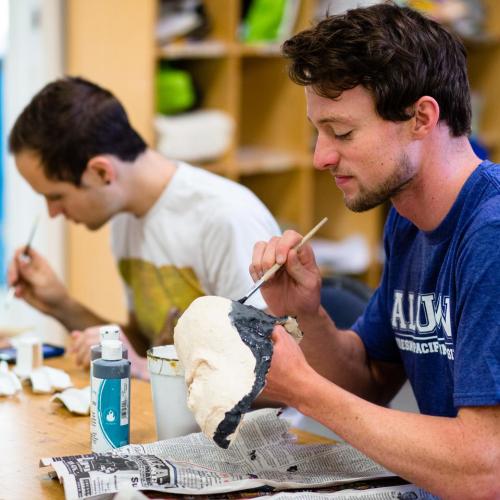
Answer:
[{"left": 7, "top": 76, "right": 280, "bottom": 377}]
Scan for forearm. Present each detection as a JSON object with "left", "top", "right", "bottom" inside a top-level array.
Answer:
[
  {"left": 52, "top": 295, "right": 108, "bottom": 331},
  {"left": 295, "top": 373, "right": 499, "bottom": 499},
  {"left": 297, "top": 306, "right": 382, "bottom": 401}
]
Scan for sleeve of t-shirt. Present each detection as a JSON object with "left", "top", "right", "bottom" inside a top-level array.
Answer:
[
  {"left": 200, "top": 201, "right": 281, "bottom": 310},
  {"left": 351, "top": 210, "right": 402, "bottom": 363},
  {"left": 454, "top": 220, "right": 500, "bottom": 407}
]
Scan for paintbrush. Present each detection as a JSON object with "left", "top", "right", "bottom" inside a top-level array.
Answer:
[
  {"left": 238, "top": 217, "right": 328, "bottom": 304},
  {"left": 4, "top": 214, "right": 41, "bottom": 309}
]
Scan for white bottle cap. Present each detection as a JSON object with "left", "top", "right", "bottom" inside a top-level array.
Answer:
[
  {"left": 99, "top": 324, "right": 120, "bottom": 342},
  {"left": 101, "top": 339, "right": 123, "bottom": 361}
]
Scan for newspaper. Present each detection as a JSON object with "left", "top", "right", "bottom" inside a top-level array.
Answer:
[
  {"left": 41, "top": 408, "right": 424, "bottom": 500},
  {"left": 112, "top": 484, "right": 435, "bottom": 500},
  {"left": 251, "top": 485, "right": 435, "bottom": 499}
]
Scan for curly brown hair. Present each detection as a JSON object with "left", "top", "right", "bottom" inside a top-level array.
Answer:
[{"left": 282, "top": 2, "right": 471, "bottom": 137}]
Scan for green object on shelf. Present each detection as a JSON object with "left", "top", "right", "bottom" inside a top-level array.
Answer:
[
  {"left": 242, "top": 0, "right": 288, "bottom": 43},
  {"left": 156, "top": 67, "right": 196, "bottom": 115}
]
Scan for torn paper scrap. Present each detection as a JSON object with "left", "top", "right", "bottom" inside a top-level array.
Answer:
[
  {"left": 52, "top": 386, "right": 91, "bottom": 415},
  {"left": 0, "top": 360, "right": 22, "bottom": 396},
  {"left": 30, "top": 366, "right": 72, "bottom": 393}
]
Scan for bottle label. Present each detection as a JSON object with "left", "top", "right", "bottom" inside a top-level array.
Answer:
[{"left": 91, "top": 376, "right": 130, "bottom": 452}]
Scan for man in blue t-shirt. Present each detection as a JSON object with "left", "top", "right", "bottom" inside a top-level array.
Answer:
[{"left": 250, "top": 3, "right": 499, "bottom": 498}]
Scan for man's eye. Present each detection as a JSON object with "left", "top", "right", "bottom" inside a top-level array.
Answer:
[{"left": 334, "top": 131, "right": 353, "bottom": 140}]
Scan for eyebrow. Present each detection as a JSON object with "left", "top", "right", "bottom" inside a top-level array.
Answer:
[
  {"left": 44, "top": 193, "right": 63, "bottom": 201},
  {"left": 307, "top": 116, "right": 354, "bottom": 126}
]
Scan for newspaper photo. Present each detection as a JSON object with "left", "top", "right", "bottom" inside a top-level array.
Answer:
[{"left": 40, "top": 408, "right": 429, "bottom": 500}]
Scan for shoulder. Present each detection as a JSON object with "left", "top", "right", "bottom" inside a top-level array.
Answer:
[
  {"left": 477, "top": 159, "right": 500, "bottom": 186},
  {"left": 180, "top": 162, "right": 276, "bottom": 217},
  {"left": 461, "top": 161, "right": 500, "bottom": 235},
  {"left": 455, "top": 165, "right": 500, "bottom": 271},
  {"left": 202, "top": 202, "right": 280, "bottom": 242},
  {"left": 177, "top": 163, "right": 258, "bottom": 202}
]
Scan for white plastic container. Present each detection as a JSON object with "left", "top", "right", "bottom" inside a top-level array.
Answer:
[
  {"left": 14, "top": 337, "right": 43, "bottom": 377},
  {"left": 90, "top": 324, "right": 128, "bottom": 362},
  {"left": 147, "top": 345, "right": 198, "bottom": 440}
]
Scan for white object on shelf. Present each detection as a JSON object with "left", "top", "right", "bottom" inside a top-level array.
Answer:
[
  {"left": 310, "top": 234, "right": 371, "bottom": 275},
  {"left": 155, "top": 0, "right": 204, "bottom": 44},
  {"left": 315, "top": 0, "right": 381, "bottom": 19},
  {"left": 155, "top": 110, "right": 234, "bottom": 163}
]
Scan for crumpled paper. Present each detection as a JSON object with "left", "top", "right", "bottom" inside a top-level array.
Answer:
[
  {"left": 0, "top": 360, "right": 22, "bottom": 396},
  {"left": 30, "top": 366, "right": 72, "bottom": 393},
  {"left": 51, "top": 386, "right": 90, "bottom": 415}
]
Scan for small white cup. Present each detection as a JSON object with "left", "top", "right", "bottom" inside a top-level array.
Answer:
[
  {"left": 147, "top": 345, "right": 199, "bottom": 440},
  {"left": 14, "top": 337, "right": 43, "bottom": 377}
]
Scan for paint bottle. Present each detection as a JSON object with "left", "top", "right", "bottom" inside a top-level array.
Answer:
[
  {"left": 90, "top": 324, "right": 128, "bottom": 362},
  {"left": 91, "top": 339, "right": 131, "bottom": 452}
]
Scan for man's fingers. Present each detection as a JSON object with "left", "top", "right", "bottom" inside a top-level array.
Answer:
[
  {"left": 7, "top": 260, "right": 19, "bottom": 286},
  {"left": 75, "top": 345, "right": 90, "bottom": 368},
  {"left": 250, "top": 230, "right": 304, "bottom": 282},
  {"left": 69, "top": 330, "right": 82, "bottom": 353},
  {"left": 261, "top": 237, "right": 281, "bottom": 275},
  {"left": 250, "top": 241, "right": 268, "bottom": 280},
  {"left": 73, "top": 334, "right": 91, "bottom": 367},
  {"left": 271, "top": 325, "right": 287, "bottom": 343},
  {"left": 275, "top": 230, "right": 303, "bottom": 265}
]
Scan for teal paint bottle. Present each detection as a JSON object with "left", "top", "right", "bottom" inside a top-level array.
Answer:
[{"left": 91, "top": 339, "right": 131, "bottom": 452}]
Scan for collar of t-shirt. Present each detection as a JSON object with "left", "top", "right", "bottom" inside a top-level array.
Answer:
[{"left": 423, "top": 159, "right": 493, "bottom": 245}]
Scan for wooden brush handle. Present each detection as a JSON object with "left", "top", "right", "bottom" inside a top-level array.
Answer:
[{"left": 261, "top": 217, "right": 328, "bottom": 283}]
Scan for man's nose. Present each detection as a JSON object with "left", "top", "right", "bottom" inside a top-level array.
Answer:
[
  {"left": 46, "top": 200, "right": 63, "bottom": 218},
  {"left": 313, "top": 135, "right": 340, "bottom": 171}
]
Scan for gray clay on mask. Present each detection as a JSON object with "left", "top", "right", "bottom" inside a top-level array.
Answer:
[{"left": 212, "top": 301, "right": 298, "bottom": 448}]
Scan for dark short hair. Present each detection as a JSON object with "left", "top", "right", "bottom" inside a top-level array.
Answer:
[
  {"left": 282, "top": 2, "right": 471, "bottom": 137},
  {"left": 9, "top": 76, "right": 147, "bottom": 185}
]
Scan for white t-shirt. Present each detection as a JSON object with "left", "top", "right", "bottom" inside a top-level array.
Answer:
[{"left": 111, "top": 162, "right": 280, "bottom": 344}]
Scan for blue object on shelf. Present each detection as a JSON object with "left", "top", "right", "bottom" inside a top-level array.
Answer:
[{"left": 469, "top": 135, "right": 489, "bottom": 160}]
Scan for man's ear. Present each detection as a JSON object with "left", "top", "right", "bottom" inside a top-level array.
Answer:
[
  {"left": 411, "top": 96, "right": 440, "bottom": 139},
  {"left": 81, "top": 155, "right": 116, "bottom": 187}
]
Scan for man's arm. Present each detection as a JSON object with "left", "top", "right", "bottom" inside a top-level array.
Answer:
[
  {"left": 252, "top": 229, "right": 405, "bottom": 404},
  {"left": 297, "top": 305, "right": 407, "bottom": 404},
  {"left": 265, "top": 327, "right": 500, "bottom": 499},
  {"left": 8, "top": 246, "right": 107, "bottom": 330}
]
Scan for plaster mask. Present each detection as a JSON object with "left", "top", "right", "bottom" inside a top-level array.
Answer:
[{"left": 174, "top": 296, "right": 302, "bottom": 448}]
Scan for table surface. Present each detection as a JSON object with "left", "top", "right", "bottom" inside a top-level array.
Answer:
[
  {"left": 0, "top": 356, "right": 156, "bottom": 499},
  {"left": 0, "top": 357, "right": 359, "bottom": 500}
]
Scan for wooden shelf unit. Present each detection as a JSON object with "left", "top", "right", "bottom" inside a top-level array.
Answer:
[
  {"left": 70, "top": 1, "right": 500, "bottom": 318},
  {"left": 154, "top": 0, "right": 385, "bottom": 280}
]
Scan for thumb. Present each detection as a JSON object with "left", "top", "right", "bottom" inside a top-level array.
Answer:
[
  {"left": 271, "top": 325, "right": 287, "bottom": 343},
  {"left": 69, "top": 330, "right": 82, "bottom": 351}
]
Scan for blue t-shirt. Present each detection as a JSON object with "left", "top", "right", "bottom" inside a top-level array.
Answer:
[{"left": 352, "top": 160, "right": 500, "bottom": 416}]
